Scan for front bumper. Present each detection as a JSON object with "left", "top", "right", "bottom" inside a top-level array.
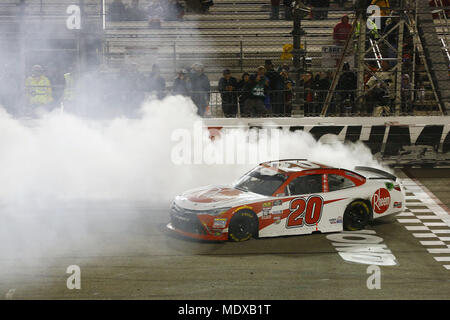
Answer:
[
  {"left": 168, "top": 206, "right": 229, "bottom": 241},
  {"left": 166, "top": 222, "right": 228, "bottom": 241}
]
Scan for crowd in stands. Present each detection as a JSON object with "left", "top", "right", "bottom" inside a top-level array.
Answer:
[{"left": 1, "top": 0, "right": 444, "bottom": 118}]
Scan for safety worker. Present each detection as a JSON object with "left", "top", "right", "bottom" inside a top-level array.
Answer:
[
  {"left": 355, "top": 17, "right": 379, "bottom": 40},
  {"left": 25, "top": 65, "right": 53, "bottom": 108},
  {"left": 370, "top": 0, "right": 390, "bottom": 31}
]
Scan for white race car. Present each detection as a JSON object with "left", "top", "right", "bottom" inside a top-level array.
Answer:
[{"left": 167, "top": 160, "right": 405, "bottom": 241}]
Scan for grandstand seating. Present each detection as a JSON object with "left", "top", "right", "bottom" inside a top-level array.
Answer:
[{"left": 104, "top": 0, "right": 354, "bottom": 84}]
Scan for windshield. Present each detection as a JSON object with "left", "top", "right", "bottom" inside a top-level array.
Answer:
[{"left": 234, "top": 166, "right": 287, "bottom": 196}]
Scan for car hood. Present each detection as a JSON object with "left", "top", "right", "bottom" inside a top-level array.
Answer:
[{"left": 174, "top": 185, "right": 266, "bottom": 211}]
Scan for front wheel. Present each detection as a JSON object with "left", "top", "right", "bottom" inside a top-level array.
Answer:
[
  {"left": 228, "top": 210, "right": 258, "bottom": 242},
  {"left": 343, "top": 200, "right": 370, "bottom": 231}
]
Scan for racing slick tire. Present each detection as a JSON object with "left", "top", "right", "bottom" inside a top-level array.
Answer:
[
  {"left": 343, "top": 200, "right": 370, "bottom": 231},
  {"left": 228, "top": 210, "right": 258, "bottom": 242}
]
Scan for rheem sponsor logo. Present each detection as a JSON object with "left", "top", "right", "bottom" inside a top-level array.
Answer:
[{"left": 372, "top": 188, "right": 391, "bottom": 214}]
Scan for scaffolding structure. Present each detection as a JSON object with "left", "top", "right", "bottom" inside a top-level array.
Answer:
[{"left": 321, "top": 0, "right": 450, "bottom": 116}]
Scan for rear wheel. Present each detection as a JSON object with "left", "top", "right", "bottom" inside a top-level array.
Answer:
[
  {"left": 343, "top": 200, "right": 370, "bottom": 231},
  {"left": 228, "top": 210, "right": 258, "bottom": 242}
]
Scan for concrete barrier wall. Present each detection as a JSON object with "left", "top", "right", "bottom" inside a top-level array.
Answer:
[{"left": 204, "top": 116, "right": 450, "bottom": 166}]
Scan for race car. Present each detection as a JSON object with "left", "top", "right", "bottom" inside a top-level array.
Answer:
[{"left": 167, "top": 159, "right": 405, "bottom": 241}]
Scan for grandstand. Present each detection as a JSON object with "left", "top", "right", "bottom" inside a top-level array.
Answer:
[
  {"left": 104, "top": 0, "right": 353, "bottom": 83},
  {"left": 0, "top": 0, "right": 449, "bottom": 117}
]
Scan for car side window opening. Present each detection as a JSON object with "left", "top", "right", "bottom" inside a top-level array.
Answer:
[
  {"left": 328, "top": 174, "right": 356, "bottom": 191},
  {"left": 234, "top": 167, "right": 287, "bottom": 196},
  {"left": 288, "top": 174, "right": 323, "bottom": 195}
]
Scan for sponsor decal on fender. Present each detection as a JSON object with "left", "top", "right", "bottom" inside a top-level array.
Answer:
[
  {"left": 213, "top": 218, "right": 227, "bottom": 228},
  {"left": 262, "top": 201, "right": 272, "bottom": 208},
  {"left": 393, "top": 201, "right": 402, "bottom": 208},
  {"left": 372, "top": 188, "right": 391, "bottom": 214}
]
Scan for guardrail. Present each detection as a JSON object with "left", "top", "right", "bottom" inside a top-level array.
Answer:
[{"left": 2, "top": 85, "right": 444, "bottom": 118}]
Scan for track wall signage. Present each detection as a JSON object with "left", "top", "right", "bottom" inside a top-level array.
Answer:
[{"left": 204, "top": 117, "right": 450, "bottom": 166}]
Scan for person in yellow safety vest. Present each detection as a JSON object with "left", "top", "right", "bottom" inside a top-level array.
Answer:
[
  {"left": 63, "top": 71, "right": 75, "bottom": 102},
  {"left": 25, "top": 65, "right": 53, "bottom": 107},
  {"left": 355, "top": 17, "right": 380, "bottom": 40},
  {"left": 370, "top": 0, "right": 389, "bottom": 31}
]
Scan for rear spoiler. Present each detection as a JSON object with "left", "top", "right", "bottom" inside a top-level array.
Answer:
[{"left": 354, "top": 166, "right": 397, "bottom": 181}]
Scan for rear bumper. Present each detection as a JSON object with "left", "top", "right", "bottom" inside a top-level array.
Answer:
[{"left": 166, "top": 222, "right": 228, "bottom": 241}]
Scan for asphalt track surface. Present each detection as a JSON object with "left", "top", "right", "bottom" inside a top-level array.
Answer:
[{"left": 0, "top": 169, "right": 449, "bottom": 300}]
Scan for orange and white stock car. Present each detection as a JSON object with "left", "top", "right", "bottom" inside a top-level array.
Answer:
[{"left": 167, "top": 159, "right": 405, "bottom": 241}]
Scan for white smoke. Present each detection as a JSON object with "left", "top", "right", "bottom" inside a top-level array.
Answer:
[{"left": 0, "top": 96, "right": 386, "bottom": 273}]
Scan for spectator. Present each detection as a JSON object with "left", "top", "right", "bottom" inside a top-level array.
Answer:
[
  {"left": 302, "top": 72, "right": 315, "bottom": 116},
  {"left": 283, "top": 0, "right": 293, "bottom": 20},
  {"left": 280, "top": 69, "right": 294, "bottom": 116},
  {"left": 312, "top": 72, "right": 330, "bottom": 115},
  {"left": 241, "top": 67, "right": 269, "bottom": 117},
  {"left": 127, "top": 0, "right": 147, "bottom": 21},
  {"left": 370, "top": 0, "right": 390, "bottom": 31},
  {"left": 189, "top": 63, "right": 210, "bottom": 116},
  {"left": 25, "top": 65, "right": 54, "bottom": 113},
  {"left": 333, "top": 14, "right": 352, "bottom": 45},
  {"left": 365, "top": 60, "right": 394, "bottom": 116},
  {"left": 313, "top": 0, "right": 330, "bottom": 20},
  {"left": 109, "top": 0, "right": 127, "bottom": 21},
  {"left": 271, "top": 0, "right": 281, "bottom": 20},
  {"left": 147, "top": 64, "right": 166, "bottom": 99},
  {"left": 336, "top": 62, "right": 357, "bottom": 115},
  {"left": 401, "top": 74, "right": 412, "bottom": 115},
  {"left": 277, "top": 63, "right": 291, "bottom": 73},
  {"left": 236, "top": 72, "right": 250, "bottom": 110},
  {"left": 218, "top": 69, "right": 238, "bottom": 117},
  {"left": 172, "top": 70, "right": 190, "bottom": 96},
  {"left": 265, "top": 60, "right": 284, "bottom": 115},
  {"left": 147, "top": 0, "right": 164, "bottom": 28},
  {"left": 201, "top": 0, "right": 214, "bottom": 13}
]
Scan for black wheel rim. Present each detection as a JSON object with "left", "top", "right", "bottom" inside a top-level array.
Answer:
[
  {"left": 232, "top": 217, "right": 254, "bottom": 240},
  {"left": 347, "top": 205, "right": 368, "bottom": 229}
]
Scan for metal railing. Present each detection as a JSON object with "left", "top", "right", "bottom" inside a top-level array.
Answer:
[{"left": 1, "top": 84, "right": 443, "bottom": 118}]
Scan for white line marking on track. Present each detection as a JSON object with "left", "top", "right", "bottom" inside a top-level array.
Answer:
[
  {"left": 434, "top": 257, "right": 450, "bottom": 262},
  {"left": 416, "top": 216, "right": 443, "bottom": 220},
  {"left": 397, "top": 219, "right": 422, "bottom": 223},
  {"left": 405, "top": 226, "right": 429, "bottom": 231},
  {"left": 419, "top": 241, "right": 446, "bottom": 246},
  {"left": 431, "top": 229, "right": 450, "bottom": 234},
  {"left": 423, "top": 222, "right": 448, "bottom": 227},
  {"left": 428, "top": 248, "right": 450, "bottom": 254},
  {"left": 409, "top": 209, "right": 435, "bottom": 213},
  {"left": 399, "top": 175, "right": 450, "bottom": 270},
  {"left": 396, "top": 212, "right": 415, "bottom": 217},
  {"left": 413, "top": 233, "right": 438, "bottom": 238}
]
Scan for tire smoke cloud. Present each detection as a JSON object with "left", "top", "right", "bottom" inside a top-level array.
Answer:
[{"left": 0, "top": 96, "right": 385, "bottom": 270}]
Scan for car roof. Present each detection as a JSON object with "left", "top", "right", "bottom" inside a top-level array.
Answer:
[{"left": 260, "top": 159, "right": 334, "bottom": 174}]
